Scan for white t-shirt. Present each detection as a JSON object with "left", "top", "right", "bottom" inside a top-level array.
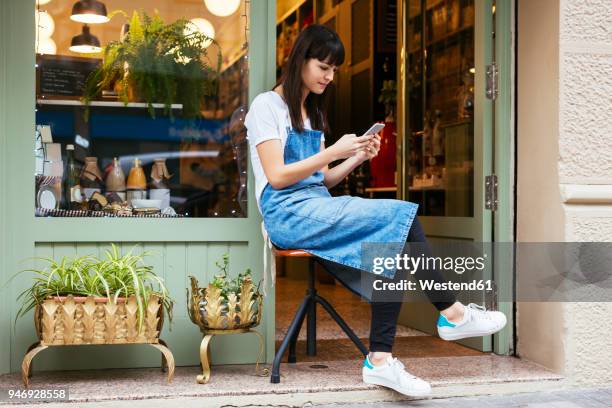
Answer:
[{"left": 245, "top": 91, "right": 325, "bottom": 213}]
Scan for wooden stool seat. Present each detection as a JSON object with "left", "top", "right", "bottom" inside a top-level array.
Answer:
[{"left": 271, "top": 247, "right": 313, "bottom": 257}]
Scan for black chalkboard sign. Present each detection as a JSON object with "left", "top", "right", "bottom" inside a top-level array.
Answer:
[{"left": 36, "top": 54, "right": 101, "bottom": 99}]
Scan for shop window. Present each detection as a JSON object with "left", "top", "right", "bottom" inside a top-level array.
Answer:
[
  {"left": 34, "top": 0, "right": 248, "bottom": 218},
  {"left": 406, "top": 0, "right": 475, "bottom": 217}
]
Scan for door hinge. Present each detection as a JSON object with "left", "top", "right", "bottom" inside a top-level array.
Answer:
[
  {"left": 485, "top": 174, "right": 498, "bottom": 211},
  {"left": 486, "top": 62, "right": 499, "bottom": 101}
]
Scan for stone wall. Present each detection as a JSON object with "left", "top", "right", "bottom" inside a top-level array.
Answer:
[
  {"left": 558, "top": 0, "right": 612, "bottom": 385},
  {"left": 517, "top": 0, "right": 612, "bottom": 385}
]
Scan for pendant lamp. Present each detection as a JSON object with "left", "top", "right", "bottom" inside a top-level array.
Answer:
[
  {"left": 204, "top": 0, "right": 241, "bottom": 17},
  {"left": 70, "top": 0, "right": 109, "bottom": 24},
  {"left": 70, "top": 24, "right": 101, "bottom": 53}
]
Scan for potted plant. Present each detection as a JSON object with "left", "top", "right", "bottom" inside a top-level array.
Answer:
[
  {"left": 187, "top": 253, "right": 266, "bottom": 383},
  {"left": 187, "top": 253, "right": 262, "bottom": 331},
  {"left": 82, "top": 11, "right": 221, "bottom": 119},
  {"left": 11, "top": 244, "right": 175, "bottom": 387}
]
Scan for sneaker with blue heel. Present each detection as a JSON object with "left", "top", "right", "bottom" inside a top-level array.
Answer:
[
  {"left": 362, "top": 355, "right": 431, "bottom": 397},
  {"left": 437, "top": 303, "right": 507, "bottom": 341}
]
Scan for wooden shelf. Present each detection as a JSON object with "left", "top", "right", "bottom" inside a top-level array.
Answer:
[
  {"left": 365, "top": 187, "right": 397, "bottom": 193},
  {"left": 409, "top": 186, "right": 446, "bottom": 191},
  {"left": 408, "top": 25, "right": 473, "bottom": 55},
  {"left": 36, "top": 99, "right": 183, "bottom": 109},
  {"left": 365, "top": 186, "right": 397, "bottom": 198}
]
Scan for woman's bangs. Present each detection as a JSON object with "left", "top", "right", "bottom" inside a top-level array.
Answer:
[{"left": 309, "top": 38, "right": 345, "bottom": 66}]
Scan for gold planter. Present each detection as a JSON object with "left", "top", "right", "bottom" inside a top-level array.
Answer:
[
  {"left": 187, "top": 276, "right": 267, "bottom": 383},
  {"left": 21, "top": 294, "right": 174, "bottom": 387}
]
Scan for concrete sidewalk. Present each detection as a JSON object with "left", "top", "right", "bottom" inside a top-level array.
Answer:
[
  {"left": 3, "top": 386, "right": 611, "bottom": 407},
  {"left": 318, "top": 387, "right": 612, "bottom": 408}
]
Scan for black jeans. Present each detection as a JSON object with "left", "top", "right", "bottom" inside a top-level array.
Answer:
[{"left": 317, "top": 217, "right": 457, "bottom": 353}]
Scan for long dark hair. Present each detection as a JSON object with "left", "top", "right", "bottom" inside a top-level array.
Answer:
[{"left": 276, "top": 24, "right": 345, "bottom": 135}]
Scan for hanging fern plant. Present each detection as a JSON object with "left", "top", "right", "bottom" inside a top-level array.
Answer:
[{"left": 82, "top": 10, "right": 221, "bottom": 120}]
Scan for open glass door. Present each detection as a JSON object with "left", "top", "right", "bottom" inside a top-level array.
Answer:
[{"left": 397, "top": 0, "right": 495, "bottom": 351}]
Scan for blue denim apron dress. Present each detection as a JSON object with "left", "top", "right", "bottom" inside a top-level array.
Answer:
[{"left": 259, "top": 124, "right": 418, "bottom": 300}]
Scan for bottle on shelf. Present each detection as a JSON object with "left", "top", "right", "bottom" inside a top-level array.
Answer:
[
  {"left": 63, "top": 144, "right": 83, "bottom": 209},
  {"left": 355, "top": 165, "right": 367, "bottom": 197},
  {"left": 432, "top": 110, "right": 445, "bottom": 158},
  {"left": 149, "top": 158, "right": 171, "bottom": 209},
  {"left": 80, "top": 156, "right": 103, "bottom": 200},
  {"left": 423, "top": 112, "right": 433, "bottom": 158},
  {"left": 342, "top": 176, "right": 351, "bottom": 196},
  {"left": 105, "top": 157, "right": 127, "bottom": 201},
  {"left": 126, "top": 158, "right": 146, "bottom": 205}
]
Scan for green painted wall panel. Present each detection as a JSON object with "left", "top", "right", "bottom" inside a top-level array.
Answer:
[
  {"left": 11, "top": 241, "right": 260, "bottom": 371},
  {"left": 52, "top": 243, "right": 77, "bottom": 260},
  {"left": 0, "top": 0, "right": 10, "bottom": 375},
  {"left": 3, "top": 0, "right": 37, "bottom": 376},
  {"left": 249, "top": 0, "right": 278, "bottom": 365},
  {"left": 75, "top": 243, "right": 101, "bottom": 259},
  {"left": 2, "top": 0, "right": 277, "bottom": 374}
]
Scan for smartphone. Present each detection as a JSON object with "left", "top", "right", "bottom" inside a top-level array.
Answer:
[{"left": 360, "top": 123, "right": 385, "bottom": 138}]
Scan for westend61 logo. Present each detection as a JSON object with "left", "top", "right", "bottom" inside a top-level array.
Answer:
[{"left": 372, "top": 253, "right": 487, "bottom": 275}]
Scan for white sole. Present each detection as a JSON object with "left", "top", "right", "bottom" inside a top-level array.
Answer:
[
  {"left": 363, "top": 376, "right": 431, "bottom": 397},
  {"left": 438, "top": 325, "right": 506, "bottom": 341}
]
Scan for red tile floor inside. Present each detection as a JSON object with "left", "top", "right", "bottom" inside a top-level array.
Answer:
[{"left": 274, "top": 273, "right": 483, "bottom": 363}]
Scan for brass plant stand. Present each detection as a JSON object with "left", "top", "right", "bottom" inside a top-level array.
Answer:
[
  {"left": 22, "top": 339, "right": 174, "bottom": 388},
  {"left": 21, "top": 295, "right": 175, "bottom": 387},
  {"left": 197, "top": 328, "right": 268, "bottom": 384},
  {"left": 188, "top": 276, "right": 269, "bottom": 384}
]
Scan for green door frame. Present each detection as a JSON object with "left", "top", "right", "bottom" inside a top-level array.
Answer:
[
  {"left": 0, "top": 0, "right": 277, "bottom": 374},
  {"left": 492, "top": 0, "right": 515, "bottom": 356},
  {"left": 0, "top": 0, "right": 11, "bottom": 376},
  {"left": 396, "top": 0, "right": 514, "bottom": 355}
]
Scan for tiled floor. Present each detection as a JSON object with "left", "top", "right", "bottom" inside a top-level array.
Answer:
[
  {"left": 274, "top": 275, "right": 482, "bottom": 362},
  {"left": 277, "top": 335, "right": 483, "bottom": 364},
  {"left": 0, "top": 356, "right": 562, "bottom": 404},
  {"left": 275, "top": 275, "right": 428, "bottom": 342}
]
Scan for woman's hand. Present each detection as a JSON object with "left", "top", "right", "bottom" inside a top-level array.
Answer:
[
  {"left": 329, "top": 133, "right": 374, "bottom": 160},
  {"left": 354, "top": 133, "right": 381, "bottom": 163}
]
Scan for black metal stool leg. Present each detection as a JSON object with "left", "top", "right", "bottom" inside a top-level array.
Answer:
[
  {"left": 271, "top": 295, "right": 311, "bottom": 383},
  {"left": 288, "top": 296, "right": 309, "bottom": 363},
  {"left": 315, "top": 294, "right": 368, "bottom": 356},
  {"left": 306, "top": 258, "right": 317, "bottom": 356}
]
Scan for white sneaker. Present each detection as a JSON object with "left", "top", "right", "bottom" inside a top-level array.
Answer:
[
  {"left": 362, "top": 355, "right": 431, "bottom": 397},
  {"left": 437, "top": 303, "right": 507, "bottom": 341}
]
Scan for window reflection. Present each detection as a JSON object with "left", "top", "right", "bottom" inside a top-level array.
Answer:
[{"left": 34, "top": 0, "right": 248, "bottom": 218}]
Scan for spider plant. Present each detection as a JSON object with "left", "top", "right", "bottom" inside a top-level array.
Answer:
[
  {"left": 13, "top": 255, "right": 97, "bottom": 325},
  {"left": 10, "top": 244, "right": 174, "bottom": 332},
  {"left": 97, "top": 244, "right": 174, "bottom": 330}
]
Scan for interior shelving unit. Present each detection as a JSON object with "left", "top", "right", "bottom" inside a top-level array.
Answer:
[{"left": 36, "top": 99, "right": 183, "bottom": 109}]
